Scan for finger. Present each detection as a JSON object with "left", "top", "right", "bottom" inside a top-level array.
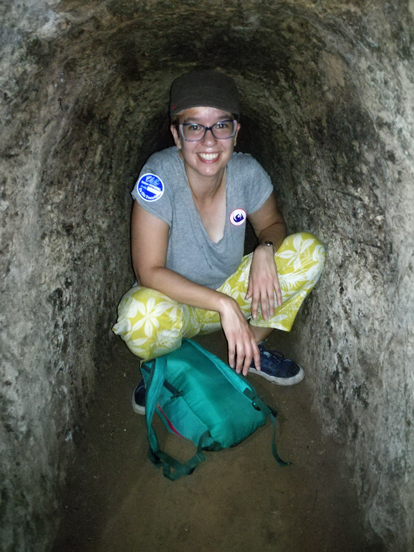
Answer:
[
  {"left": 267, "top": 287, "right": 275, "bottom": 318},
  {"left": 228, "top": 338, "right": 236, "bottom": 368},
  {"left": 251, "top": 289, "right": 260, "bottom": 320},
  {"left": 235, "top": 343, "right": 245, "bottom": 374},
  {"left": 261, "top": 292, "right": 269, "bottom": 320},
  {"left": 242, "top": 341, "right": 253, "bottom": 377},
  {"left": 245, "top": 281, "right": 252, "bottom": 300},
  {"left": 273, "top": 270, "right": 282, "bottom": 307},
  {"left": 252, "top": 339, "right": 261, "bottom": 371}
]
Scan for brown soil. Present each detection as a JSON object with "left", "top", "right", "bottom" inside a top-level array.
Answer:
[{"left": 53, "top": 332, "right": 373, "bottom": 552}]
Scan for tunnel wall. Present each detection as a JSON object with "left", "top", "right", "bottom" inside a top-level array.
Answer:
[
  {"left": 0, "top": 1, "right": 135, "bottom": 547},
  {"left": 234, "top": 8, "right": 414, "bottom": 546},
  {"left": 1, "top": 1, "right": 413, "bottom": 551}
]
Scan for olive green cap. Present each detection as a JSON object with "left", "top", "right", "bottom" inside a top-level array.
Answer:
[{"left": 170, "top": 70, "right": 240, "bottom": 118}]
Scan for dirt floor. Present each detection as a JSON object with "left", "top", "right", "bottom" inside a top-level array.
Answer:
[{"left": 53, "top": 331, "right": 378, "bottom": 552}]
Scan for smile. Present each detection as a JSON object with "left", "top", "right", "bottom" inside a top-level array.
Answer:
[{"left": 198, "top": 153, "right": 220, "bottom": 161}]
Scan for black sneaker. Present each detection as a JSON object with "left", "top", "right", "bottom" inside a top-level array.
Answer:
[
  {"left": 249, "top": 343, "right": 304, "bottom": 386},
  {"left": 132, "top": 379, "right": 146, "bottom": 415}
]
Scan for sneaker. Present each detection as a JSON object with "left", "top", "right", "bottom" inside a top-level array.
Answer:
[
  {"left": 132, "top": 379, "right": 146, "bottom": 415},
  {"left": 249, "top": 343, "right": 304, "bottom": 386}
]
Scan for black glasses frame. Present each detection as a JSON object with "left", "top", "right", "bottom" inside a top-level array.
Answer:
[{"left": 179, "top": 119, "right": 237, "bottom": 142}]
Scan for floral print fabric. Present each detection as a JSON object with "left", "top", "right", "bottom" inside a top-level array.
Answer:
[{"left": 112, "top": 232, "right": 325, "bottom": 361}]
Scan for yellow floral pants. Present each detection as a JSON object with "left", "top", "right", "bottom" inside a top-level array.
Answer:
[{"left": 113, "top": 232, "right": 325, "bottom": 361}]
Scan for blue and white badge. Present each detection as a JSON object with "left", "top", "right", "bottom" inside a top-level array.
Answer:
[
  {"left": 230, "top": 208, "right": 246, "bottom": 226},
  {"left": 137, "top": 173, "right": 164, "bottom": 202}
]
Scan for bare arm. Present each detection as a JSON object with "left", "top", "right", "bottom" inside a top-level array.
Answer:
[
  {"left": 132, "top": 200, "right": 225, "bottom": 310},
  {"left": 131, "top": 201, "right": 260, "bottom": 374},
  {"left": 247, "top": 194, "right": 287, "bottom": 320}
]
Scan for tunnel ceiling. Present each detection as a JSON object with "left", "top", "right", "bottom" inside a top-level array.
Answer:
[
  {"left": 1, "top": 1, "right": 414, "bottom": 551},
  {"left": 21, "top": 0, "right": 407, "bottom": 286}
]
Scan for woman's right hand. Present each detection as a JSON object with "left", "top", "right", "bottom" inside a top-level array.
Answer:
[{"left": 218, "top": 296, "right": 261, "bottom": 376}]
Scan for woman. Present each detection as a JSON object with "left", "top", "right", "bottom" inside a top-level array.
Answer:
[{"left": 113, "top": 70, "right": 325, "bottom": 414}]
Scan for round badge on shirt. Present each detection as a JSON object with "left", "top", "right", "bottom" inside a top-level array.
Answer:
[
  {"left": 137, "top": 173, "right": 164, "bottom": 202},
  {"left": 230, "top": 208, "right": 247, "bottom": 226}
]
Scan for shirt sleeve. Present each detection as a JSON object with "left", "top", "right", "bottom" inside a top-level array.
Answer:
[
  {"left": 241, "top": 155, "right": 274, "bottom": 214},
  {"left": 131, "top": 153, "right": 173, "bottom": 226}
]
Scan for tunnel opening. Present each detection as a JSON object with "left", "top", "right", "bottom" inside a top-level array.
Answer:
[{"left": 1, "top": 1, "right": 414, "bottom": 551}]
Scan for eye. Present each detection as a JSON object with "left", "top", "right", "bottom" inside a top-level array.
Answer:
[
  {"left": 187, "top": 123, "right": 202, "bottom": 132},
  {"left": 215, "top": 121, "right": 230, "bottom": 130}
]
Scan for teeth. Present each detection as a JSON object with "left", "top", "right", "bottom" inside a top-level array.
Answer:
[{"left": 198, "top": 153, "right": 219, "bottom": 160}]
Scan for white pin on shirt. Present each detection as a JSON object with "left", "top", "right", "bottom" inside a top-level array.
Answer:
[{"left": 229, "top": 208, "right": 246, "bottom": 226}]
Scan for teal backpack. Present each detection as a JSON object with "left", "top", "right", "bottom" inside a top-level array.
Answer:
[{"left": 140, "top": 338, "right": 290, "bottom": 480}]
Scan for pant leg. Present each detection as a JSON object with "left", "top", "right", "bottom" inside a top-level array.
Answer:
[
  {"left": 251, "top": 232, "right": 325, "bottom": 329},
  {"left": 216, "top": 232, "right": 325, "bottom": 331},
  {"left": 112, "top": 284, "right": 222, "bottom": 361},
  {"left": 113, "top": 286, "right": 185, "bottom": 360},
  {"left": 113, "top": 232, "right": 325, "bottom": 360}
]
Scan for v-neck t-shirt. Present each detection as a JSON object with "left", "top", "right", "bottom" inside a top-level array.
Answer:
[{"left": 132, "top": 147, "right": 273, "bottom": 290}]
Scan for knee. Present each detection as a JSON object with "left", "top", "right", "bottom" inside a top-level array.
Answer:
[
  {"left": 279, "top": 232, "right": 324, "bottom": 252},
  {"left": 288, "top": 232, "right": 323, "bottom": 246},
  {"left": 296, "top": 233, "right": 326, "bottom": 280},
  {"left": 113, "top": 286, "right": 184, "bottom": 358},
  {"left": 297, "top": 232, "right": 325, "bottom": 262},
  {"left": 277, "top": 232, "right": 326, "bottom": 274}
]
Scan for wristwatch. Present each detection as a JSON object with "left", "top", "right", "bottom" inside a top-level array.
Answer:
[{"left": 258, "top": 241, "right": 274, "bottom": 248}]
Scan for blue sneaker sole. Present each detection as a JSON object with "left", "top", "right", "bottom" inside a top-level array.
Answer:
[{"left": 248, "top": 365, "right": 305, "bottom": 386}]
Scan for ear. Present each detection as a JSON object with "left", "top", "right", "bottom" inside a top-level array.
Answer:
[
  {"left": 170, "top": 124, "right": 182, "bottom": 149},
  {"left": 234, "top": 122, "right": 241, "bottom": 147}
]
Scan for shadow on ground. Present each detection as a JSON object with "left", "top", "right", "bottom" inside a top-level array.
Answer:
[{"left": 53, "top": 331, "right": 374, "bottom": 552}]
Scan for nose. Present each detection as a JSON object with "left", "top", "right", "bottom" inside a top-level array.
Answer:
[{"left": 201, "top": 126, "right": 218, "bottom": 145}]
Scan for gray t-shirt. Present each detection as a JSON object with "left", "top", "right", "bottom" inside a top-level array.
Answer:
[{"left": 132, "top": 147, "right": 273, "bottom": 289}]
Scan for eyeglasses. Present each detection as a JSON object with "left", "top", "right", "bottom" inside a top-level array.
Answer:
[{"left": 179, "top": 120, "right": 237, "bottom": 142}]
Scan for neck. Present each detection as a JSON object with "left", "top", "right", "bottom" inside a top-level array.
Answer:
[{"left": 185, "top": 166, "right": 226, "bottom": 201}]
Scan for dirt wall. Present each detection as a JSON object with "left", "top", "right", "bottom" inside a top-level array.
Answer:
[{"left": 1, "top": 1, "right": 413, "bottom": 550}]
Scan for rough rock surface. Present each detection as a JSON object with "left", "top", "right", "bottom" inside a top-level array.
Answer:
[{"left": 0, "top": 1, "right": 413, "bottom": 551}]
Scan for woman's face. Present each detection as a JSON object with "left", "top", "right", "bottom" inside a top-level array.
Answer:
[{"left": 170, "top": 106, "right": 240, "bottom": 181}]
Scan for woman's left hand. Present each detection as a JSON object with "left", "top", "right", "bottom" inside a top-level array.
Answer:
[{"left": 246, "top": 245, "right": 282, "bottom": 321}]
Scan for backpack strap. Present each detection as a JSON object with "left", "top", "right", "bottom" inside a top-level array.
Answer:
[
  {"left": 149, "top": 432, "right": 209, "bottom": 481},
  {"left": 144, "top": 354, "right": 208, "bottom": 481},
  {"left": 144, "top": 355, "right": 165, "bottom": 458},
  {"left": 243, "top": 388, "right": 291, "bottom": 467}
]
